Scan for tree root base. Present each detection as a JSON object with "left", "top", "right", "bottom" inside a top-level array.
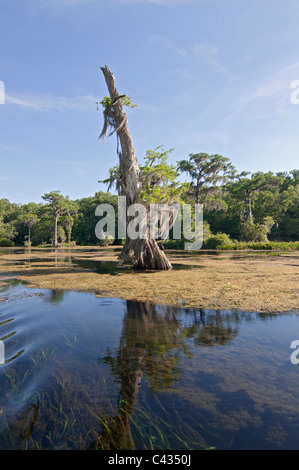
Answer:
[{"left": 118, "top": 238, "right": 172, "bottom": 271}]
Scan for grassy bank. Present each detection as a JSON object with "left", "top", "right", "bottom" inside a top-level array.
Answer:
[{"left": 162, "top": 239, "right": 299, "bottom": 251}]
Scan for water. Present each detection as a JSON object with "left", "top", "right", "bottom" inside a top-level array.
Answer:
[
  {"left": 1, "top": 278, "right": 299, "bottom": 450},
  {"left": 1, "top": 253, "right": 203, "bottom": 274},
  {"left": 71, "top": 258, "right": 203, "bottom": 274}
]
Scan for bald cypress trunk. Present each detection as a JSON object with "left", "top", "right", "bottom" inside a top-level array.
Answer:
[{"left": 100, "top": 66, "right": 172, "bottom": 270}]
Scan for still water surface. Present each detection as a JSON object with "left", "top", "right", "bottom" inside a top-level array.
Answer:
[{"left": 1, "top": 275, "right": 299, "bottom": 449}]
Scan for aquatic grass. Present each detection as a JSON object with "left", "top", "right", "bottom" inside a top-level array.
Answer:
[
  {"left": 1, "top": 353, "right": 216, "bottom": 450},
  {"left": 31, "top": 348, "right": 56, "bottom": 365},
  {"left": 64, "top": 335, "right": 78, "bottom": 349},
  {"left": 5, "top": 246, "right": 297, "bottom": 313},
  {"left": 128, "top": 394, "right": 215, "bottom": 451},
  {"left": 87, "top": 380, "right": 216, "bottom": 451},
  {"left": 0, "top": 249, "right": 298, "bottom": 450}
]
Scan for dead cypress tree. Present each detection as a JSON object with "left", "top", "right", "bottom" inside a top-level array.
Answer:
[{"left": 99, "top": 65, "right": 172, "bottom": 270}]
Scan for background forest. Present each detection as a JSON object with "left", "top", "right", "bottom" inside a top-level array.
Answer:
[{"left": 1, "top": 150, "right": 298, "bottom": 250}]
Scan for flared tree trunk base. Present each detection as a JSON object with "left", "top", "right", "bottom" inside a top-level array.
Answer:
[{"left": 118, "top": 238, "right": 172, "bottom": 270}]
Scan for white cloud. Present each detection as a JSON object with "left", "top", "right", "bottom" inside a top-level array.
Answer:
[{"left": 5, "top": 93, "right": 97, "bottom": 112}]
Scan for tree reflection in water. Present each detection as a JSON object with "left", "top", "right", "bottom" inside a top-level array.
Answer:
[
  {"left": 92, "top": 301, "right": 240, "bottom": 449},
  {"left": 0, "top": 283, "right": 243, "bottom": 450},
  {"left": 183, "top": 308, "right": 240, "bottom": 346}
]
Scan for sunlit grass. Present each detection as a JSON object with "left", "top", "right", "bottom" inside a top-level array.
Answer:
[{"left": 1, "top": 246, "right": 296, "bottom": 313}]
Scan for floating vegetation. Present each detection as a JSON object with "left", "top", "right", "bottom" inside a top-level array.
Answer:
[
  {"left": 0, "top": 247, "right": 297, "bottom": 312},
  {"left": 0, "top": 249, "right": 299, "bottom": 450}
]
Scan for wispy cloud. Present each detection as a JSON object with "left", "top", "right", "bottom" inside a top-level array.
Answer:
[
  {"left": 33, "top": 0, "right": 192, "bottom": 8},
  {"left": 137, "top": 102, "right": 171, "bottom": 113},
  {"left": 148, "top": 36, "right": 235, "bottom": 81},
  {"left": 148, "top": 34, "right": 188, "bottom": 58},
  {"left": 163, "top": 68, "right": 194, "bottom": 81},
  {"left": 5, "top": 92, "right": 97, "bottom": 112},
  {"left": 192, "top": 43, "right": 235, "bottom": 80},
  {"left": 34, "top": 0, "right": 98, "bottom": 7},
  {"left": 0, "top": 145, "right": 20, "bottom": 152},
  {"left": 205, "top": 61, "right": 299, "bottom": 146},
  {"left": 230, "top": 60, "right": 299, "bottom": 117},
  {"left": 121, "top": 0, "right": 193, "bottom": 4}
]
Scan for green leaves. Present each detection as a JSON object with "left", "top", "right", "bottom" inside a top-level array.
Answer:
[
  {"left": 177, "top": 153, "right": 236, "bottom": 206},
  {"left": 99, "top": 94, "right": 137, "bottom": 111},
  {"left": 140, "top": 146, "right": 182, "bottom": 205}
]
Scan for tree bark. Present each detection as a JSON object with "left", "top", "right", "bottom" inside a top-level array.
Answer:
[
  {"left": 100, "top": 66, "right": 172, "bottom": 270},
  {"left": 54, "top": 213, "right": 58, "bottom": 247},
  {"left": 247, "top": 196, "right": 253, "bottom": 221},
  {"left": 28, "top": 225, "right": 31, "bottom": 246},
  {"left": 67, "top": 217, "right": 72, "bottom": 244}
]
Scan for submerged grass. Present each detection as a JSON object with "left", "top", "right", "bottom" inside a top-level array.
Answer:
[
  {"left": 1, "top": 352, "right": 214, "bottom": 450},
  {"left": 1, "top": 247, "right": 298, "bottom": 450}
]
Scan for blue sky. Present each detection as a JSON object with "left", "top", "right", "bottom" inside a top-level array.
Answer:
[{"left": 0, "top": 0, "right": 299, "bottom": 204}]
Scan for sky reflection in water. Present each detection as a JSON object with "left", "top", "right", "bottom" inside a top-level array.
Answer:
[{"left": 0, "top": 278, "right": 299, "bottom": 450}]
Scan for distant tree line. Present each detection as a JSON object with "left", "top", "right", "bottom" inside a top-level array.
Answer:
[{"left": 0, "top": 150, "right": 298, "bottom": 248}]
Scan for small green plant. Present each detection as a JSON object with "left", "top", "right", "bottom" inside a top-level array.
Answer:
[
  {"left": 64, "top": 335, "right": 78, "bottom": 349},
  {"left": 98, "top": 94, "right": 137, "bottom": 111}
]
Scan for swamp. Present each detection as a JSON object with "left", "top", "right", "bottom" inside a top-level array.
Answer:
[
  {"left": 0, "top": 246, "right": 299, "bottom": 450},
  {"left": 2, "top": 0, "right": 299, "bottom": 456}
]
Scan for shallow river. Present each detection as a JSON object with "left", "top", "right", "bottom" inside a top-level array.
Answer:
[{"left": 1, "top": 254, "right": 299, "bottom": 449}]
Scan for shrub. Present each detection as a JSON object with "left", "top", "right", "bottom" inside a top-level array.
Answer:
[
  {"left": 219, "top": 240, "right": 299, "bottom": 251},
  {"left": 0, "top": 238, "right": 14, "bottom": 246},
  {"left": 239, "top": 216, "right": 275, "bottom": 243},
  {"left": 161, "top": 239, "right": 185, "bottom": 249},
  {"left": 204, "top": 232, "right": 233, "bottom": 249},
  {"left": 97, "top": 237, "right": 114, "bottom": 247}
]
